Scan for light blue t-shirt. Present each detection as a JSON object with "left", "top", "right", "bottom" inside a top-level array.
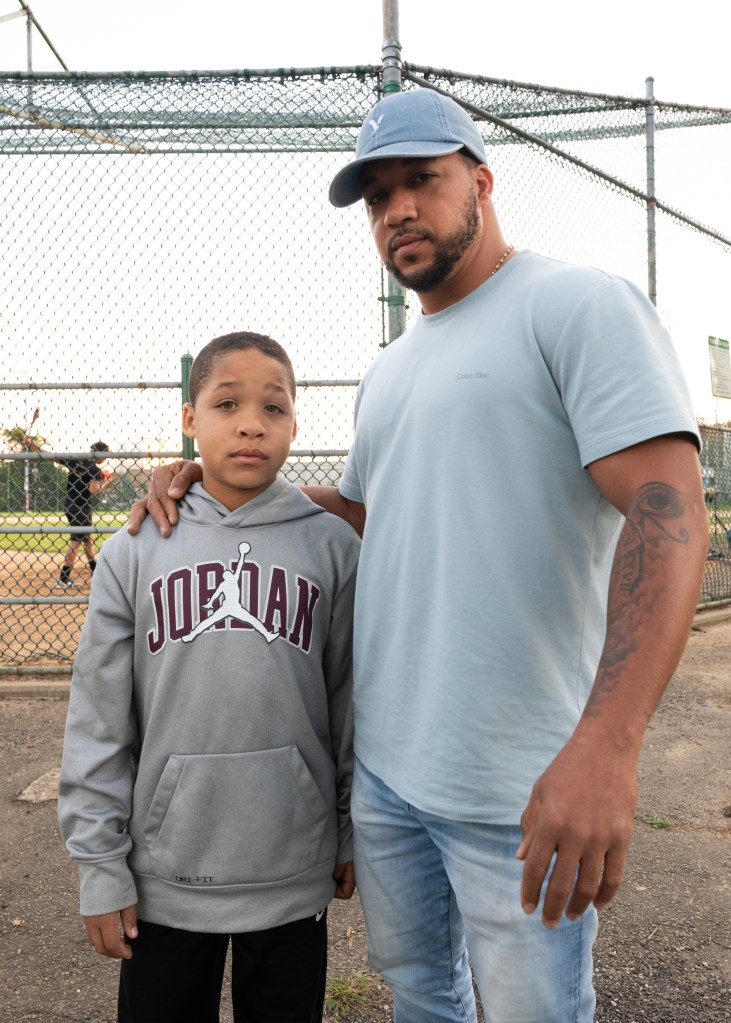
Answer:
[{"left": 340, "top": 250, "right": 699, "bottom": 824}]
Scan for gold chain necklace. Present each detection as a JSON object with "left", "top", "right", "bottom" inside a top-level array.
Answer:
[{"left": 490, "top": 244, "right": 514, "bottom": 277}]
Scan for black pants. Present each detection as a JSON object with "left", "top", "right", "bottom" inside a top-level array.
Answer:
[{"left": 118, "top": 911, "right": 328, "bottom": 1023}]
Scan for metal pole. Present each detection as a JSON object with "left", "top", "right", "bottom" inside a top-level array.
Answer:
[
  {"left": 22, "top": 459, "right": 30, "bottom": 511},
  {"left": 382, "top": 0, "right": 402, "bottom": 94},
  {"left": 19, "top": 1, "right": 70, "bottom": 71},
  {"left": 381, "top": 0, "right": 406, "bottom": 343},
  {"left": 181, "top": 353, "right": 195, "bottom": 460},
  {"left": 25, "top": 7, "right": 32, "bottom": 110},
  {"left": 645, "top": 76, "right": 657, "bottom": 306},
  {"left": 25, "top": 7, "right": 32, "bottom": 69}
]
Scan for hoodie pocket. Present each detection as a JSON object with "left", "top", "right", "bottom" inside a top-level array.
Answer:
[{"left": 142, "top": 746, "right": 332, "bottom": 887}]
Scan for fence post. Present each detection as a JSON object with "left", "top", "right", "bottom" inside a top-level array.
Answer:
[
  {"left": 645, "top": 76, "right": 657, "bottom": 306},
  {"left": 382, "top": 0, "right": 402, "bottom": 94},
  {"left": 181, "top": 353, "right": 195, "bottom": 460},
  {"left": 381, "top": 0, "right": 406, "bottom": 343}
]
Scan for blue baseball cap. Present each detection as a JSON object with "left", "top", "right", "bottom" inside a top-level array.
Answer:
[{"left": 328, "top": 89, "right": 488, "bottom": 208}]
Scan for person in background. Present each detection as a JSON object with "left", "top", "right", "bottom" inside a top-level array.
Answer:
[
  {"left": 57, "top": 440, "right": 112, "bottom": 587},
  {"left": 130, "top": 92, "right": 708, "bottom": 1022},
  {"left": 21, "top": 436, "right": 113, "bottom": 588}
]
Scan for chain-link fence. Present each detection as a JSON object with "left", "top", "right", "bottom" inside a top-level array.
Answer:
[
  {"left": 2, "top": 65, "right": 731, "bottom": 670},
  {"left": 700, "top": 424, "right": 731, "bottom": 605}
]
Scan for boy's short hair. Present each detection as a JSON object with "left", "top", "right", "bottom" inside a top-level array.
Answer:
[
  {"left": 91, "top": 441, "right": 109, "bottom": 453},
  {"left": 188, "top": 332, "right": 296, "bottom": 406}
]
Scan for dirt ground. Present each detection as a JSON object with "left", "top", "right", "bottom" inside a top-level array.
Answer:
[
  {"left": 0, "top": 549, "right": 87, "bottom": 668},
  {"left": 0, "top": 616, "right": 729, "bottom": 1023}
]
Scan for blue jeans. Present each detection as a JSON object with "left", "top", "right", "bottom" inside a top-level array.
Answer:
[{"left": 352, "top": 757, "right": 597, "bottom": 1023}]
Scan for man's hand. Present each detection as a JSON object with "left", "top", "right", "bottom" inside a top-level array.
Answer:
[
  {"left": 83, "top": 905, "right": 138, "bottom": 959},
  {"left": 516, "top": 732, "right": 637, "bottom": 929},
  {"left": 333, "top": 861, "right": 356, "bottom": 900},
  {"left": 127, "top": 459, "right": 202, "bottom": 537}
]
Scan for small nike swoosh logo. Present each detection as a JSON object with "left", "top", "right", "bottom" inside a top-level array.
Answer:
[{"left": 315, "top": 909, "right": 325, "bottom": 922}]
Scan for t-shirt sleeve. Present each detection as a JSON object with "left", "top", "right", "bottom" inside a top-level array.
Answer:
[{"left": 548, "top": 276, "right": 700, "bottom": 467}]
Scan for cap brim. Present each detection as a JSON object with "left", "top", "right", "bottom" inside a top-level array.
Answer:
[{"left": 328, "top": 141, "right": 463, "bottom": 208}]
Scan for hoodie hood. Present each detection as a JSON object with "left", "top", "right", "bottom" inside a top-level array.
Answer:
[{"left": 177, "top": 475, "right": 325, "bottom": 529}]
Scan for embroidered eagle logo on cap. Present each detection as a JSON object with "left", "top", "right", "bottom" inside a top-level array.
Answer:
[{"left": 368, "top": 114, "right": 384, "bottom": 135}]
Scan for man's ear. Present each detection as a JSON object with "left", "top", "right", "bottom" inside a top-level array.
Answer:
[
  {"left": 474, "top": 163, "right": 494, "bottom": 207},
  {"left": 182, "top": 402, "right": 195, "bottom": 439}
]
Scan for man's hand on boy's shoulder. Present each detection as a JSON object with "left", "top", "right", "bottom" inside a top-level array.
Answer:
[
  {"left": 127, "top": 459, "right": 203, "bottom": 537},
  {"left": 83, "top": 905, "right": 138, "bottom": 959},
  {"left": 333, "top": 861, "right": 356, "bottom": 900}
]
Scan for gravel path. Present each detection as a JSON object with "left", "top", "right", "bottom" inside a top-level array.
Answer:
[{"left": 1, "top": 616, "right": 729, "bottom": 1022}]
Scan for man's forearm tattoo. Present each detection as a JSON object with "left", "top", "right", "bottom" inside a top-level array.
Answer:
[
  {"left": 613, "top": 482, "right": 689, "bottom": 597},
  {"left": 582, "top": 482, "right": 689, "bottom": 719}
]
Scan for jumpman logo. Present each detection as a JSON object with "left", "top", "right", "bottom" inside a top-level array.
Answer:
[{"left": 181, "top": 541, "right": 279, "bottom": 645}]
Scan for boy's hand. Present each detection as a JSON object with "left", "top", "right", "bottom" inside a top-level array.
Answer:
[
  {"left": 127, "top": 459, "right": 202, "bottom": 537},
  {"left": 83, "top": 905, "right": 138, "bottom": 959},
  {"left": 333, "top": 861, "right": 355, "bottom": 900}
]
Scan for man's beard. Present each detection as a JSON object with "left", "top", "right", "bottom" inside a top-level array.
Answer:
[{"left": 384, "top": 190, "right": 480, "bottom": 293}]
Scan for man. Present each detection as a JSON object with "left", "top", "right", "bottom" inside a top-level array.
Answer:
[
  {"left": 132, "top": 89, "right": 707, "bottom": 1022},
  {"left": 23, "top": 436, "right": 112, "bottom": 587},
  {"left": 56, "top": 440, "right": 113, "bottom": 587}
]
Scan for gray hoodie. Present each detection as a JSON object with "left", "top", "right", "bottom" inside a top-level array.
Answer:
[{"left": 58, "top": 477, "right": 359, "bottom": 933}]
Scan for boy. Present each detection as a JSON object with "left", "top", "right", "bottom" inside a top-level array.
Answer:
[{"left": 58, "top": 331, "right": 359, "bottom": 1023}]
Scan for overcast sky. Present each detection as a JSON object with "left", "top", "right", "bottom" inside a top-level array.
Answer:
[
  {"left": 1, "top": 0, "right": 730, "bottom": 426},
  {"left": 0, "top": 0, "right": 729, "bottom": 109}
]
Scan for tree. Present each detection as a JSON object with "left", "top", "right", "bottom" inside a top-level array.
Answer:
[
  {"left": 0, "top": 425, "right": 52, "bottom": 512},
  {"left": 1, "top": 425, "right": 45, "bottom": 451}
]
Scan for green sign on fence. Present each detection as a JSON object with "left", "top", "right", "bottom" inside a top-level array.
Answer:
[{"left": 708, "top": 336, "right": 731, "bottom": 399}]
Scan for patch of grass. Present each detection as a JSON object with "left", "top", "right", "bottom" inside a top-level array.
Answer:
[
  {"left": 640, "top": 815, "right": 671, "bottom": 829},
  {"left": 0, "top": 511, "right": 126, "bottom": 552},
  {"left": 325, "top": 972, "right": 374, "bottom": 1020}
]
